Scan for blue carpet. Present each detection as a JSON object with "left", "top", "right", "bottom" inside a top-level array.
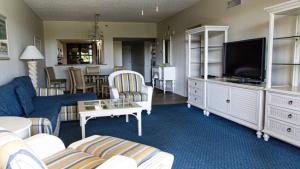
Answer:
[{"left": 59, "top": 104, "right": 300, "bottom": 169}]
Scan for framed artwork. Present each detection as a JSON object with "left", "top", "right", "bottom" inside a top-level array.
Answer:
[
  {"left": 34, "top": 36, "right": 41, "bottom": 51},
  {"left": 0, "top": 14, "right": 9, "bottom": 60}
]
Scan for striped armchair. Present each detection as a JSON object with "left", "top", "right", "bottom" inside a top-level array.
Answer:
[{"left": 108, "top": 70, "right": 153, "bottom": 114}]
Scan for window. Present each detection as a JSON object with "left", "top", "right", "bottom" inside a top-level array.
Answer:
[{"left": 67, "top": 43, "right": 93, "bottom": 64}]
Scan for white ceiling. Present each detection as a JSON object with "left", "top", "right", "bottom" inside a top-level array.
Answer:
[{"left": 24, "top": 0, "right": 201, "bottom": 22}]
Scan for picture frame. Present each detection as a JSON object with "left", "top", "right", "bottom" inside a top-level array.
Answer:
[
  {"left": 0, "top": 14, "right": 9, "bottom": 60},
  {"left": 34, "top": 35, "right": 41, "bottom": 52}
]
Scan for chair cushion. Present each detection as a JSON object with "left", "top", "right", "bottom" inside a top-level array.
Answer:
[
  {"left": 12, "top": 76, "right": 36, "bottom": 98},
  {"left": 119, "top": 92, "right": 148, "bottom": 102},
  {"left": 15, "top": 86, "right": 34, "bottom": 116},
  {"left": 29, "top": 96, "right": 62, "bottom": 131},
  {"left": 73, "top": 135, "right": 160, "bottom": 166},
  {"left": 113, "top": 73, "right": 143, "bottom": 92},
  {"left": 0, "top": 83, "right": 24, "bottom": 116},
  {"left": 43, "top": 148, "right": 105, "bottom": 169},
  {"left": 0, "top": 131, "right": 47, "bottom": 169}
]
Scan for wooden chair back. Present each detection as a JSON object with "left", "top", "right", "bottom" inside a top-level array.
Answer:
[
  {"left": 67, "top": 67, "right": 74, "bottom": 93},
  {"left": 71, "top": 68, "right": 85, "bottom": 89},
  {"left": 86, "top": 66, "right": 100, "bottom": 74},
  {"left": 45, "top": 67, "right": 56, "bottom": 87},
  {"left": 114, "top": 66, "right": 125, "bottom": 72}
]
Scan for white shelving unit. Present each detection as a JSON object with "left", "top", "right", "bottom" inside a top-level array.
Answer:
[
  {"left": 186, "top": 26, "right": 265, "bottom": 138},
  {"left": 263, "top": 0, "right": 300, "bottom": 147},
  {"left": 186, "top": 25, "right": 229, "bottom": 114}
]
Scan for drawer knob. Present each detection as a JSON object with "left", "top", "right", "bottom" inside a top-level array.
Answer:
[
  {"left": 226, "top": 99, "right": 230, "bottom": 103},
  {"left": 195, "top": 90, "right": 197, "bottom": 93},
  {"left": 287, "top": 128, "right": 292, "bottom": 132},
  {"left": 194, "top": 98, "right": 197, "bottom": 101},
  {"left": 195, "top": 82, "right": 197, "bottom": 86},
  {"left": 288, "top": 114, "right": 293, "bottom": 119},
  {"left": 288, "top": 100, "right": 293, "bottom": 105}
]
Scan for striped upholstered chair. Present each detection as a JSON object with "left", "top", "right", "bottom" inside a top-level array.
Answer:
[{"left": 108, "top": 70, "right": 153, "bottom": 114}]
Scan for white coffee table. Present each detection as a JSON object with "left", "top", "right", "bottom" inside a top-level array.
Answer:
[
  {"left": 78, "top": 99, "right": 144, "bottom": 139},
  {"left": 0, "top": 116, "right": 32, "bottom": 139}
]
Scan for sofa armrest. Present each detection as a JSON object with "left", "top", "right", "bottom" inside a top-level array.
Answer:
[
  {"left": 138, "top": 152, "right": 174, "bottom": 169},
  {"left": 25, "top": 134, "right": 66, "bottom": 160},
  {"left": 110, "top": 87, "right": 119, "bottom": 99},
  {"left": 36, "top": 87, "right": 64, "bottom": 96},
  {"left": 96, "top": 155, "right": 137, "bottom": 169},
  {"left": 29, "top": 118, "right": 53, "bottom": 136},
  {"left": 141, "top": 85, "right": 153, "bottom": 102}
]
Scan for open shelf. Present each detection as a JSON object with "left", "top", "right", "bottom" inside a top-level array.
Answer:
[
  {"left": 191, "top": 62, "right": 222, "bottom": 64},
  {"left": 274, "top": 35, "right": 300, "bottom": 40},
  {"left": 272, "top": 63, "right": 300, "bottom": 65}
]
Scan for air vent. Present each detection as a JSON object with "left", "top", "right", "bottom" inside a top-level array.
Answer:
[{"left": 227, "top": 0, "right": 241, "bottom": 8}]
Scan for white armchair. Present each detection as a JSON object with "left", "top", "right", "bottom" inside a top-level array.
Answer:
[{"left": 108, "top": 70, "right": 153, "bottom": 114}]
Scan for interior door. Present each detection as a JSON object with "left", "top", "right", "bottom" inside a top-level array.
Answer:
[{"left": 207, "top": 82, "right": 229, "bottom": 114}]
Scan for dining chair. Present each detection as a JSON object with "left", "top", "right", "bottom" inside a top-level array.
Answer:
[
  {"left": 45, "top": 67, "right": 67, "bottom": 89},
  {"left": 114, "top": 66, "right": 125, "bottom": 72},
  {"left": 71, "top": 68, "right": 96, "bottom": 93},
  {"left": 86, "top": 66, "right": 100, "bottom": 74},
  {"left": 67, "top": 67, "right": 75, "bottom": 93}
]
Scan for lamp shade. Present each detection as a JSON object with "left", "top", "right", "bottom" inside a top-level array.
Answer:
[{"left": 20, "top": 45, "right": 44, "bottom": 60}]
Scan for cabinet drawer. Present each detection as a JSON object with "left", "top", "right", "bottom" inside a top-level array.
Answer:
[
  {"left": 268, "top": 93, "right": 300, "bottom": 111},
  {"left": 188, "top": 94, "right": 204, "bottom": 107},
  {"left": 188, "top": 79, "right": 204, "bottom": 89},
  {"left": 189, "top": 87, "right": 203, "bottom": 97},
  {"left": 267, "top": 106, "right": 300, "bottom": 125},
  {"left": 266, "top": 118, "right": 300, "bottom": 142}
]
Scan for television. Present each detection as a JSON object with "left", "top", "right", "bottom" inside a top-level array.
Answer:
[{"left": 223, "top": 37, "right": 266, "bottom": 83}]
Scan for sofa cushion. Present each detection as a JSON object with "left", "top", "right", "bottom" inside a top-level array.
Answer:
[
  {"left": 52, "top": 93, "right": 97, "bottom": 106},
  {"left": 16, "top": 86, "right": 34, "bottom": 116},
  {"left": 73, "top": 135, "right": 160, "bottom": 166},
  {"left": 0, "top": 83, "right": 24, "bottom": 116},
  {"left": 119, "top": 92, "right": 148, "bottom": 102},
  {"left": 12, "top": 76, "right": 36, "bottom": 98},
  {"left": 0, "top": 131, "right": 47, "bottom": 169},
  {"left": 43, "top": 148, "right": 105, "bottom": 169},
  {"left": 29, "top": 96, "right": 62, "bottom": 131}
]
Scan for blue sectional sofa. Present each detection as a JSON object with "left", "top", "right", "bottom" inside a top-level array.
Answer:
[{"left": 0, "top": 76, "right": 97, "bottom": 136}]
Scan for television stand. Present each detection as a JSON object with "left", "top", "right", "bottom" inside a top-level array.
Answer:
[{"left": 225, "top": 78, "right": 263, "bottom": 84}]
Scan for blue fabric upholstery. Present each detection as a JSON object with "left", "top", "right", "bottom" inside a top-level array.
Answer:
[
  {"left": 0, "top": 83, "right": 24, "bottom": 116},
  {"left": 15, "top": 86, "right": 34, "bottom": 116},
  {"left": 52, "top": 93, "right": 97, "bottom": 106},
  {"left": 29, "top": 96, "right": 62, "bottom": 131},
  {"left": 12, "top": 76, "right": 36, "bottom": 98}
]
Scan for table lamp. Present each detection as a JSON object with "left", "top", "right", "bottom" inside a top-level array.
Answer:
[{"left": 20, "top": 45, "right": 44, "bottom": 88}]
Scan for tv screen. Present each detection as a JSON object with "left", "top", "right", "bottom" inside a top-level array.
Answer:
[{"left": 223, "top": 38, "right": 266, "bottom": 82}]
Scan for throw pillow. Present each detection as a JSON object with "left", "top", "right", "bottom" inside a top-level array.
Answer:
[{"left": 15, "top": 86, "right": 34, "bottom": 116}]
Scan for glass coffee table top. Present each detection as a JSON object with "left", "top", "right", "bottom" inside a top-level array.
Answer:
[{"left": 81, "top": 99, "right": 141, "bottom": 111}]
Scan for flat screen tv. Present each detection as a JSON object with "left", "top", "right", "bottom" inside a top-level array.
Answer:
[{"left": 223, "top": 37, "right": 266, "bottom": 83}]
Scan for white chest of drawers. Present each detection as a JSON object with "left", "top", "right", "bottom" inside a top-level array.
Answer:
[{"left": 263, "top": 91, "right": 300, "bottom": 147}]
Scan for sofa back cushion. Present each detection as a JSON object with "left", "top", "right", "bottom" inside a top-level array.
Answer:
[
  {"left": 12, "top": 76, "right": 36, "bottom": 99},
  {"left": 15, "top": 86, "right": 34, "bottom": 116},
  {"left": 113, "top": 73, "right": 143, "bottom": 93},
  {"left": 0, "top": 83, "right": 24, "bottom": 116}
]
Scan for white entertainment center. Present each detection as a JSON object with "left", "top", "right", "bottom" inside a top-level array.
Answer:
[
  {"left": 186, "top": 1, "right": 300, "bottom": 148},
  {"left": 186, "top": 26, "right": 265, "bottom": 138}
]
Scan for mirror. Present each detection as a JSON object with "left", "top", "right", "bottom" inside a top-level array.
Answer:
[
  {"left": 163, "top": 36, "right": 172, "bottom": 65},
  {"left": 57, "top": 39, "right": 105, "bottom": 65}
]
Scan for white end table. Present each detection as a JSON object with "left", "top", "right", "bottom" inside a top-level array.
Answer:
[{"left": 0, "top": 116, "right": 32, "bottom": 139}]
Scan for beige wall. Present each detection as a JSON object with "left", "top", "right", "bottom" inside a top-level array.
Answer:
[
  {"left": 44, "top": 21, "right": 156, "bottom": 78},
  {"left": 157, "top": 0, "right": 291, "bottom": 96},
  {"left": 0, "top": 0, "right": 45, "bottom": 86}
]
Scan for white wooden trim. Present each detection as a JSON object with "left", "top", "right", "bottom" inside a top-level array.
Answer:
[
  {"left": 292, "top": 16, "right": 300, "bottom": 87},
  {"left": 266, "top": 13, "right": 275, "bottom": 89},
  {"left": 264, "top": 0, "right": 300, "bottom": 14}
]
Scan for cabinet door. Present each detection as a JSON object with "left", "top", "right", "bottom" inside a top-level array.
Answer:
[
  {"left": 229, "top": 87, "right": 260, "bottom": 124},
  {"left": 207, "top": 83, "right": 229, "bottom": 114}
]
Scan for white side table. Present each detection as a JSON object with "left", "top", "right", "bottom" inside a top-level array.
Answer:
[{"left": 0, "top": 116, "right": 32, "bottom": 139}]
